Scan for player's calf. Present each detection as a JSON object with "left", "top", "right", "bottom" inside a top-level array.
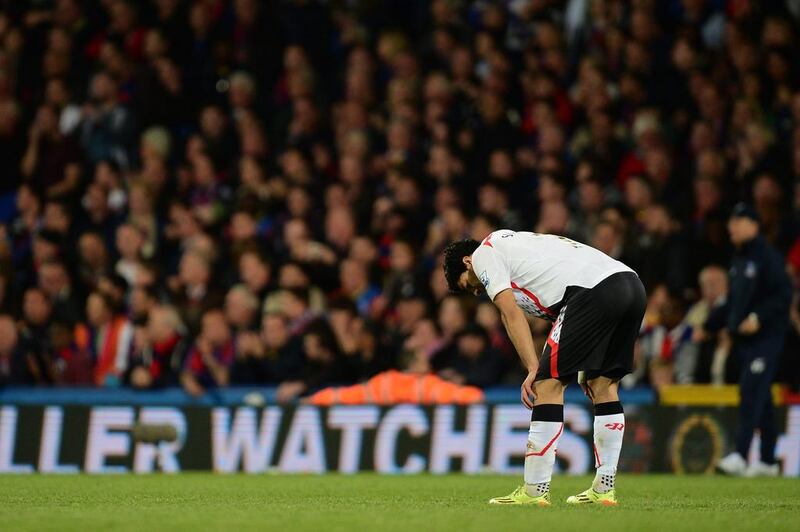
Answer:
[
  {"left": 524, "top": 403, "right": 564, "bottom": 497},
  {"left": 489, "top": 398, "right": 564, "bottom": 506},
  {"left": 590, "top": 400, "right": 624, "bottom": 493},
  {"left": 568, "top": 382, "right": 625, "bottom": 505}
]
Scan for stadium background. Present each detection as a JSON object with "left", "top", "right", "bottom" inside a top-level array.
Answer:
[{"left": 0, "top": 0, "right": 799, "bottom": 477}]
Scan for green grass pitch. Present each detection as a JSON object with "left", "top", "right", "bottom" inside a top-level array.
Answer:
[{"left": 1, "top": 474, "right": 798, "bottom": 532}]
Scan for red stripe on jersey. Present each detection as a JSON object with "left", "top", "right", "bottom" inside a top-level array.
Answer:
[
  {"left": 524, "top": 423, "right": 564, "bottom": 457},
  {"left": 510, "top": 282, "right": 555, "bottom": 318},
  {"left": 482, "top": 234, "right": 493, "bottom": 247},
  {"left": 547, "top": 335, "right": 560, "bottom": 378}
]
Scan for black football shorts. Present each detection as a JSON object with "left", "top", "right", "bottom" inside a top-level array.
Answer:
[{"left": 535, "top": 271, "right": 647, "bottom": 382}]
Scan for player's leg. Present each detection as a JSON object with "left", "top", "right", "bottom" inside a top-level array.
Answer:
[
  {"left": 488, "top": 378, "right": 566, "bottom": 506},
  {"left": 568, "top": 273, "right": 645, "bottom": 505},
  {"left": 489, "top": 308, "right": 572, "bottom": 507},
  {"left": 525, "top": 379, "right": 567, "bottom": 496},
  {"left": 566, "top": 375, "right": 624, "bottom": 506},
  {"left": 524, "top": 300, "right": 575, "bottom": 500},
  {"left": 587, "top": 376, "right": 624, "bottom": 495},
  {"left": 566, "top": 377, "right": 624, "bottom": 506}
]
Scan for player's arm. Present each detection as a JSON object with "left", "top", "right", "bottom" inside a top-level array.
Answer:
[
  {"left": 493, "top": 289, "right": 539, "bottom": 408},
  {"left": 494, "top": 289, "right": 539, "bottom": 372},
  {"left": 471, "top": 246, "right": 539, "bottom": 407}
]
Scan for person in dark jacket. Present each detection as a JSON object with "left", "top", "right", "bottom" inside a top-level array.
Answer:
[
  {"left": 0, "top": 315, "right": 30, "bottom": 385},
  {"left": 439, "top": 324, "right": 505, "bottom": 388},
  {"left": 275, "top": 319, "right": 354, "bottom": 403},
  {"left": 711, "top": 203, "right": 792, "bottom": 477},
  {"left": 17, "top": 287, "right": 57, "bottom": 385},
  {"left": 231, "top": 312, "right": 303, "bottom": 385}
]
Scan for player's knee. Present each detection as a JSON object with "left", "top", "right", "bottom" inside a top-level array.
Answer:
[
  {"left": 587, "top": 376, "right": 618, "bottom": 403},
  {"left": 534, "top": 378, "right": 566, "bottom": 404}
]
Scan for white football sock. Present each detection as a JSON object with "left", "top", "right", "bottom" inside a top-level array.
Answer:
[
  {"left": 592, "top": 403, "right": 625, "bottom": 493},
  {"left": 524, "top": 420, "right": 563, "bottom": 496}
]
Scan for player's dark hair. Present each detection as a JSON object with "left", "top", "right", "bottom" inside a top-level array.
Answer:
[{"left": 443, "top": 238, "right": 480, "bottom": 293}]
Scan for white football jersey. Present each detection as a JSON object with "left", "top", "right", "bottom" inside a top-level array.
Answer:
[{"left": 470, "top": 229, "right": 634, "bottom": 320}]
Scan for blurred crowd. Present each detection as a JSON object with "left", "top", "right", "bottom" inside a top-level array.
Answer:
[{"left": 0, "top": 0, "right": 799, "bottom": 399}]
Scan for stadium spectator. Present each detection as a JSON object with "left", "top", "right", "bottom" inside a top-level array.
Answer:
[
  {"left": 275, "top": 320, "right": 353, "bottom": 403},
  {"left": 237, "top": 249, "right": 273, "bottom": 302},
  {"left": 224, "top": 283, "right": 259, "bottom": 333},
  {"left": 127, "top": 304, "right": 187, "bottom": 389},
  {"left": 20, "top": 103, "right": 82, "bottom": 199},
  {"left": 475, "top": 302, "right": 516, "bottom": 376},
  {"left": 180, "top": 308, "right": 234, "bottom": 397},
  {"left": 683, "top": 265, "right": 731, "bottom": 384},
  {"left": 0, "top": 100, "right": 24, "bottom": 195},
  {"left": 279, "top": 287, "right": 316, "bottom": 337},
  {"left": 384, "top": 238, "right": 423, "bottom": 305},
  {"left": 402, "top": 318, "right": 445, "bottom": 363},
  {"left": 80, "top": 71, "right": 135, "bottom": 168},
  {"left": 0, "top": 0, "right": 797, "bottom": 400},
  {"left": 637, "top": 291, "right": 690, "bottom": 390},
  {"left": 129, "top": 284, "right": 158, "bottom": 324},
  {"left": 439, "top": 324, "right": 506, "bottom": 388},
  {"left": 77, "top": 231, "right": 110, "bottom": 292},
  {"left": 387, "top": 291, "right": 430, "bottom": 366},
  {"left": 75, "top": 290, "right": 133, "bottom": 387},
  {"left": 17, "top": 287, "right": 56, "bottom": 384},
  {"left": 114, "top": 222, "right": 145, "bottom": 287},
  {"left": 431, "top": 295, "right": 469, "bottom": 370},
  {"left": 38, "top": 259, "right": 81, "bottom": 325},
  {"left": 0, "top": 314, "right": 27, "bottom": 385},
  {"left": 231, "top": 312, "right": 303, "bottom": 385},
  {"left": 169, "top": 250, "right": 223, "bottom": 335}
]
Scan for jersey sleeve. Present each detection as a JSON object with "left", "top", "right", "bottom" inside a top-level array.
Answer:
[{"left": 471, "top": 244, "right": 511, "bottom": 301}]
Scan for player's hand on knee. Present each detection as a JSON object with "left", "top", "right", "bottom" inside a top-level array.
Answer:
[{"left": 521, "top": 370, "right": 537, "bottom": 409}]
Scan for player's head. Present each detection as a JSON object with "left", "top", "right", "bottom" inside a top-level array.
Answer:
[{"left": 443, "top": 238, "right": 482, "bottom": 295}]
